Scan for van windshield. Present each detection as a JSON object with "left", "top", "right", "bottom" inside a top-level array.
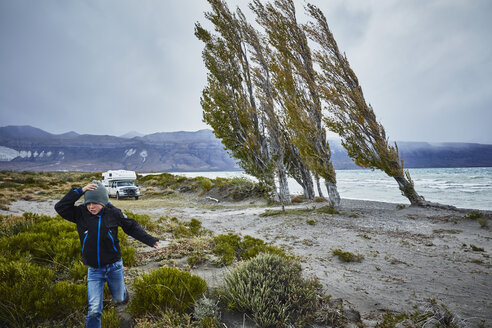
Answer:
[{"left": 116, "top": 181, "right": 134, "bottom": 187}]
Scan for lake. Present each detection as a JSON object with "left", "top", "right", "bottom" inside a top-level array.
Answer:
[{"left": 175, "top": 167, "right": 492, "bottom": 211}]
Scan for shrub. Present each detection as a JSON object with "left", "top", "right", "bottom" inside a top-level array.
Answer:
[
  {"left": 124, "top": 211, "right": 158, "bottom": 232},
  {"left": 0, "top": 213, "right": 37, "bottom": 237},
  {"left": 221, "top": 253, "right": 321, "bottom": 327},
  {"left": 213, "top": 233, "right": 240, "bottom": 266},
  {"left": 0, "top": 258, "right": 86, "bottom": 327},
  {"left": 0, "top": 214, "right": 81, "bottom": 268},
  {"left": 193, "top": 296, "right": 220, "bottom": 323},
  {"left": 239, "top": 235, "right": 286, "bottom": 261},
  {"left": 470, "top": 245, "right": 484, "bottom": 252},
  {"left": 212, "top": 233, "right": 286, "bottom": 266},
  {"left": 195, "top": 177, "right": 213, "bottom": 194},
  {"left": 133, "top": 309, "right": 193, "bottom": 327},
  {"left": 376, "top": 299, "right": 465, "bottom": 328},
  {"left": 128, "top": 266, "right": 207, "bottom": 316},
  {"left": 317, "top": 206, "right": 340, "bottom": 214},
  {"left": 332, "top": 249, "right": 364, "bottom": 263},
  {"left": 466, "top": 210, "right": 483, "bottom": 220},
  {"left": 101, "top": 307, "right": 121, "bottom": 328},
  {"left": 291, "top": 195, "right": 305, "bottom": 203}
]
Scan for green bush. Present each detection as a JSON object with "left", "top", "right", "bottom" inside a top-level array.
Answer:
[
  {"left": 168, "top": 217, "right": 207, "bottom": 238},
  {"left": 466, "top": 210, "right": 483, "bottom": 220},
  {"left": 195, "top": 177, "right": 213, "bottom": 194},
  {"left": 128, "top": 266, "right": 207, "bottom": 316},
  {"left": 0, "top": 214, "right": 81, "bottom": 268},
  {"left": 213, "top": 233, "right": 286, "bottom": 266},
  {"left": 101, "top": 307, "right": 121, "bottom": 328},
  {"left": 332, "top": 249, "right": 364, "bottom": 263},
  {"left": 0, "top": 258, "right": 86, "bottom": 327},
  {"left": 0, "top": 213, "right": 136, "bottom": 275},
  {"left": 317, "top": 206, "right": 340, "bottom": 214},
  {"left": 193, "top": 296, "right": 220, "bottom": 323},
  {"left": 133, "top": 309, "right": 194, "bottom": 327},
  {"left": 239, "top": 235, "right": 286, "bottom": 261},
  {"left": 124, "top": 211, "right": 158, "bottom": 232},
  {"left": 221, "top": 253, "right": 321, "bottom": 327},
  {"left": 0, "top": 213, "right": 37, "bottom": 237},
  {"left": 213, "top": 233, "right": 241, "bottom": 265}
]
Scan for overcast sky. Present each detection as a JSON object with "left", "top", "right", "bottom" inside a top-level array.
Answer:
[{"left": 1, "top": 0, "right": 491, "bottom": 143}]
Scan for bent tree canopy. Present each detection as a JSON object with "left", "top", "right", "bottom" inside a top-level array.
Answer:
[{"left": 197, "top": 0, "right": 424, "bottom": 206}]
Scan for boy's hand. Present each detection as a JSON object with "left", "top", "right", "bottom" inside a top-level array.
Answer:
[
  {"left": 153, "top": 241, "right": 159, "bottom": 248},
  {"left": 82, "top": 183, "right": 98, "bottom": 193}
]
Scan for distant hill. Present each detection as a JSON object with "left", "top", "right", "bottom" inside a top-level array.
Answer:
[
  {"left": 0, "top": 125, "right": 52, "bottom": 138},
  {"left": 119, "top": 131, "right": 144, "bottom": 139},
  {"left": 0, "top": 125, "right": 491, "bottom": 172}
]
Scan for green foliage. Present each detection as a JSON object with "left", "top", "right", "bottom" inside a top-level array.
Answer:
[
  {"left": 221, "top": 253, "right": 322, "bottom": 327},
  {"left": 0, "top": 170, "right": 101, "bottom": 206},
  {"left": 212, "top": 233, "right": 286, "bottom": 266},
  {"left": 465, "top": 210, "right": 489, "bottom": 228},
  {"left": 213, "top": 233, "right": 241, "bottom": 266},
  {"left": 193, "top": 296, "right": 220, "bottom": 324},
  {"left": 121, "top": 242, "right": 137, "bottom": 267},
  {"left": 124, "top": 210, "right": 158, "bottom": 231},
  {"left": 139, "top": 172, "right": 189, "bottom": 190},
  {"left": 0, "top": 213, "right": 37, "bottom": 237},
  {"left": 291, "top": 195, "right": 306, "bottom": 203},
  {"left": 0, "top": 213, "right": 81, "bottom": 269},
  {"left": 376, "top": 299, "right": 463, "bottom": 328},
  {"left": 101, "top": 307, "right": 121, "bottom": 328},
  {"left": 69, "top": 260, "right": 88, "bottom": 281},
  {"left": 470, "top": 245, "right": 484, "bottom": 252},
  {"left": 0, "top": 213, "right": 136, "bottom": 275},
  {"left": 128, "top": 266, "right": 207, "bottom": 316},
  {"left": 133, "top": 309, "right": 193, "bottom": 327},
  {"left": 477, "top": 217, "right": 488, "bottom": 228},
  {"left": 259, "top": 205, "right": 339, "bottom": 218},
  {"left": 163, "top": 216, "right": 208, "bottom": 239},
  {"left": 139, "top": 173, "right": 266, "bottom": 200},
  {"left": 0, "top": 258, "right": 86, "bottom": 327},
  {"left": 195, "top": 176, "right": 213, "bottom": 194},
  {"left": 332, "top": 249, "right": 364, "bottom": 263},
  {"left": 317, "top": 205, "right": 340, "bottom": 214},
  {"left": 466, "top": 210, "right": 483, "bottom": 220}
]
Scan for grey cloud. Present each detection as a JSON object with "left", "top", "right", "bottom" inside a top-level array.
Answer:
[{"left": 0, "top": 0, "right": 491, "bottom": 143}]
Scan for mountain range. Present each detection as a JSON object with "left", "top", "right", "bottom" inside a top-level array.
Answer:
[{"left": 0, "top": 125, "right": 491, "bottom": 172}]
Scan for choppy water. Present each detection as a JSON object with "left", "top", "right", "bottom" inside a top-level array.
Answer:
[{"left": 177, "top": 167, "right": 492, "bottom": 211}]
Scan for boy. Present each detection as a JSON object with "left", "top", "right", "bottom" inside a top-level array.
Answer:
[{"left": 55, "top": 181, "right": 159, "bottom": 328}]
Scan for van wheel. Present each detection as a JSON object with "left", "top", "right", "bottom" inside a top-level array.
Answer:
[
  {"left": 135, "top": 196, "right": 139, "bottom": 200},
  {"left": 116, "top": 192, "right": 120, "bottom": 200}
]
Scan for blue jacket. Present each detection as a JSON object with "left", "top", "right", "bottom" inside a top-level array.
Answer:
[{"left": 55, "top": 187, "right": 158, "bottom": 267}]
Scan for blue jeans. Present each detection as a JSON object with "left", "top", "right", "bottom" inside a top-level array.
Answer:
[{"left": 86, "top": 259, "right": 127, "bottom": 328}]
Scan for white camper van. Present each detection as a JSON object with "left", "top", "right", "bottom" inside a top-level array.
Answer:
[{"left": 102, "top": 170, "right": 140, "bottom": 200}]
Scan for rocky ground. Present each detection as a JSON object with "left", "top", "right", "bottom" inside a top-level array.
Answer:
[{"left": 2, "top": 196, "right": 491, "bottom": 327}]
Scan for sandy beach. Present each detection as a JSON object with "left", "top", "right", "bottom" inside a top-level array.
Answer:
[{"left": 2, "top": 196, "right": 491, "bottom": 326}]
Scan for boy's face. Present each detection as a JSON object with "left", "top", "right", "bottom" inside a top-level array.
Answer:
[{"left": 86, "top": 202, "right": 103, "bottom": 215}]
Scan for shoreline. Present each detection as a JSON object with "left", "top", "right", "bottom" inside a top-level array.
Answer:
[{"left": 1, "top": 197, "right": 491, "bottom": 326}]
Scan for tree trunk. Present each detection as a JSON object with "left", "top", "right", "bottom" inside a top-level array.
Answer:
[
  {"left": 324, "top": 180, "right": 340, "bottom": 207},
  {"left": 394, "top": 175, "right": 425, "bottom": 206},
  {"left": 301, "top": 166, "right": 315, "bottom": 200},
  {"left": 277, "top": 159, "right": 291, "bottom": 204},
  {"left": 315, "top": 175, "right": 324, "bottom": 198}
]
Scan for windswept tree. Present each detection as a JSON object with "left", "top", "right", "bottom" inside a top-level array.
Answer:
[
  {"left": 238, "top": 8, "right": 315, "bottom": 202},
  {"left": 196, "top": 0, "right": 291, "bottom": 203},
  {"left": 250, "top": 0, "right": 340, "bottom": 206},
  {"left": 304, "top": 4, "right": 424, "bottom": 205},
  {"left": 237, "top": 9, "right": 294, "bottom": 204}
]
